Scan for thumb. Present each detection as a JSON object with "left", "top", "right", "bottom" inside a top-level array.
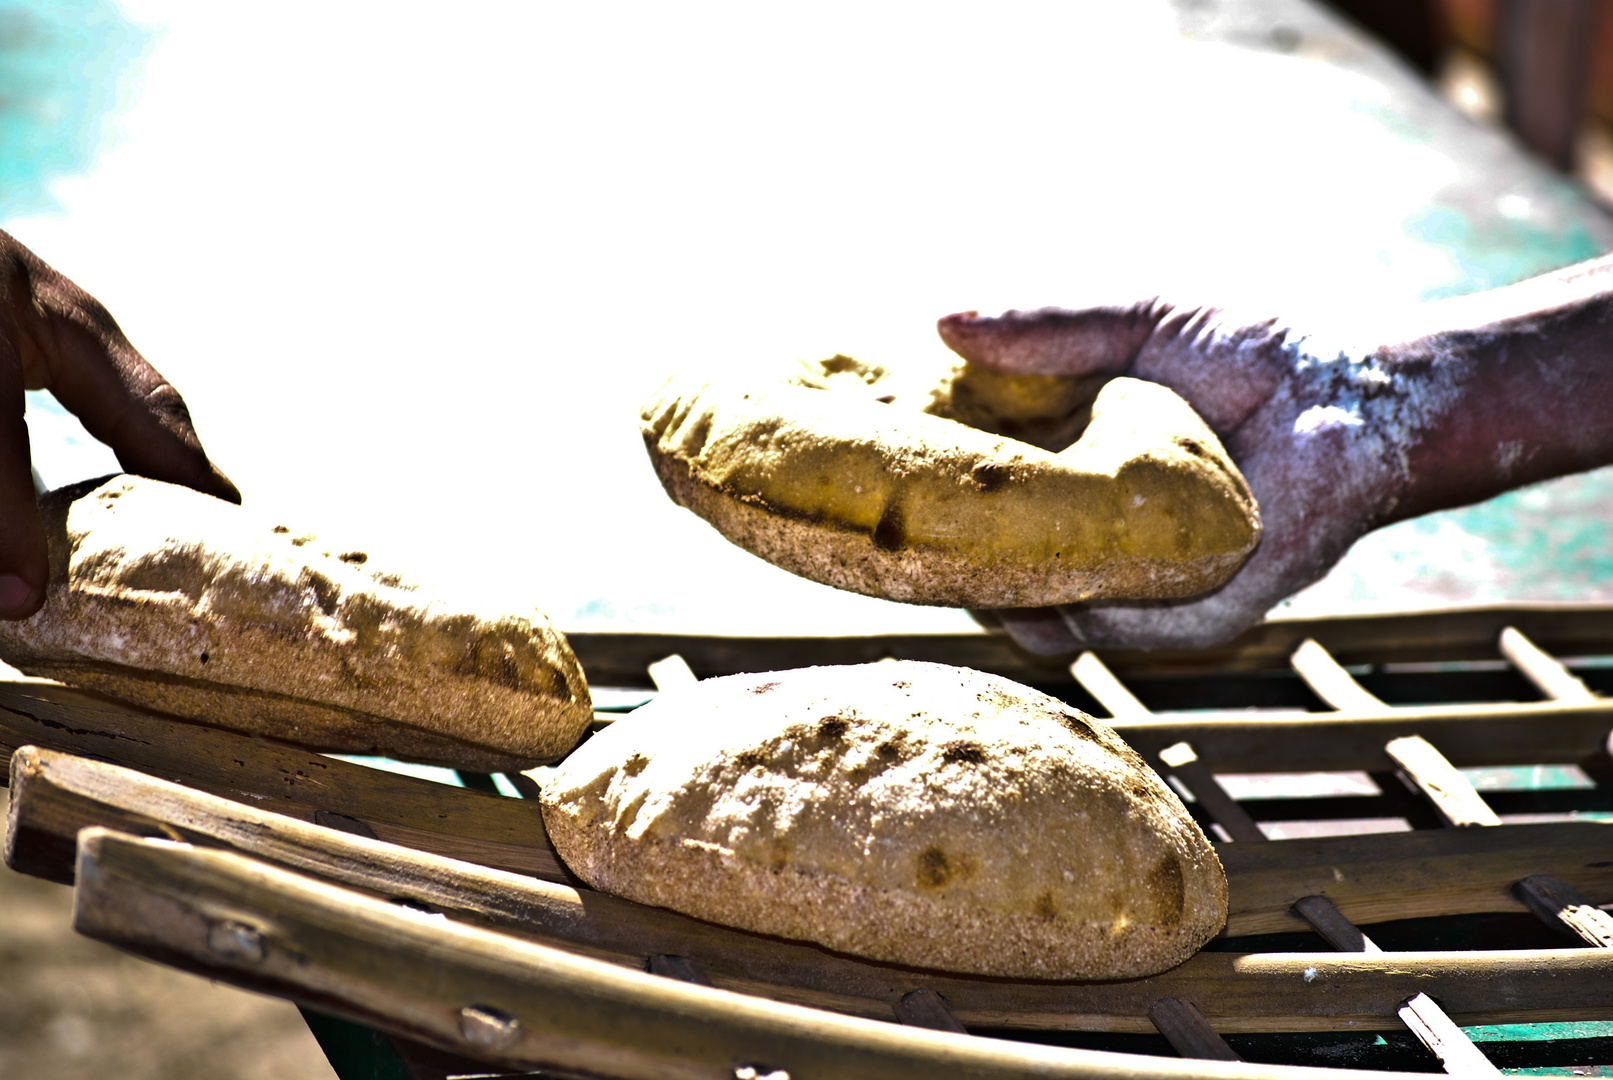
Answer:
[{"left": 937, "top": 302, "right": 1165, "bottom": 377}]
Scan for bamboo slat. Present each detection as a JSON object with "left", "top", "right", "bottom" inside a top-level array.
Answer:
[
  {"left": 1109, "top": 701, "right": 1613, "bottom": 772},
  {"left": 1514, "top": 875, "right": 1613, "bottom": 948},
  {"left": 1499, "top": 627, "right": 1599, "bottom": 704},
  {"left": 0, "top": 680, "right": 568, "bottom": 880},
  {"left": 1384, "top": 735, "right": 1503, "bottom": 828},
  {"left": 564, "top": 604, "right": 1613, "bottom": 684},
  {"left": 1396, "top": 993, "right": 1502, "bottom": 1077},
  {"left": 74, "top": 827, "right": 1443, "bottom": 1079},
  {"left": 1149, "top": 998, "right": 1242, "bottom": 1062},
  {"left": 1289, "top": 640, "right": 1387, "bottom": 712}
]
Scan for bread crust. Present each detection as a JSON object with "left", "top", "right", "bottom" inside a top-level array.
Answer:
[
  {"left": 541, "top": 661, "right": 1228, "bottom": 980},
  {"left": 0, "top": 476, "right": 593, "bottom": 771},
  {"left": 640, "top": 370, "right": 1259, "bottom": 607}
]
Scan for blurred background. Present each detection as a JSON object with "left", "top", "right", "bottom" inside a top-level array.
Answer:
[{"left": 4, "top": 0, "right": 1613, "bottom": 1076}]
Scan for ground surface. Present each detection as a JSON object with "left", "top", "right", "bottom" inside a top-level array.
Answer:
[{"left": 0, "top": 790, "right": 338, "bottom": 1080}]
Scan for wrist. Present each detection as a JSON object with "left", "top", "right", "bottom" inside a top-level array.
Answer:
[{"left": 1381, "top": 268, "right": 1613, "bottom": 522}]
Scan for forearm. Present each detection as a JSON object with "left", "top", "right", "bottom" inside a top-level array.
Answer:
[{"left": 1379, "top": 256, "right": 1613, "bottom": 524}]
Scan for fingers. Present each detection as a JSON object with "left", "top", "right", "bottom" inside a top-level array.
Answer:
[
  {"left": 936, "top": 302, "right": 1166, "bottom": 377},
  {"left": 6, "top": 236, "right": 240, "bottom": 507},
  {"left": 0, "top": 327, "right": 47, "bottom": 617},
  {"left": 987, "top": 606, "right": 1087, "bottom": 656}
]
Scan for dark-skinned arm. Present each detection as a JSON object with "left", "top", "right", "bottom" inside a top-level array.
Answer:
[
  {"left": 0, "top": 230, "right": 238, "bottom": 618},
  {"left": 939, "top": 253, "right": 1613, "bottom": 653}
]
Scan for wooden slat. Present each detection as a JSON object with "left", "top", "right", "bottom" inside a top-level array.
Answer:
[
  {"left": 1290, "top": 897, "right": 1381, "bottom": 954},
  {"left": 1158, "top": 742, "right": 1265, "bottom": 843},
  {"left": 6, "top": 670, "right": 1613, "bottom": 784},
  {"left": 645, "top": 654, "right": 698, "bottom": 691},
  {"left": 1499, "top": 626, "right": 1599, "bottom": 703},
  {"left": 1514, "top": 875, "right": 1613, "bottom": 949},
  {"left": 1396, "top": 993, "right": 1503, "bottom": 1077},
  {"left": 1109, "top": 701, "right": 1613, "bottom": 772},
  {"left": 1070, "top": 652, "right": 1150, "bottom": 720},
  {"left": 1217, "top": 819, "right": 1613, "bottom": 935},
  {"left": 1385, "top": 736, "right": 1502, "bottom": 828},
  {"left": 0, "top": 680, "right": 569, "bottom": 880},
  {"left": 1289, "top": 640, "right": 1386, "bottom": 712},
  {"left": 564, "top": 604, "right": 1613, "bottom": 684},
  {"left": 18, "top": 749, "right": 1613, "bottom": 1034},
  {"left": 71, "top": 829, "right": 1613, "bottom": 1054},
  {"left": 1148, "top": 998, "right": 1242, "bottom": 1062}
]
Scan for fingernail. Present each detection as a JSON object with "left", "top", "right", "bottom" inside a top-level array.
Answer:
[{"left": 0, "top": 574, "right": 38, "bottom": 615}]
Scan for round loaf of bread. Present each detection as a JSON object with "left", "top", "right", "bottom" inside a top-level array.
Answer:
[
  {"left": 540, "top": 661, "right": 1227, "bottom": 979},
  {"left": 0, "top": 475, "right": 593, "bottom": 771},
  {"left": 640, "top": 367, "right": 1258, "bottom": 608}
]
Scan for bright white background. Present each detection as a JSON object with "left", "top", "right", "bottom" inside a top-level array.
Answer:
[{"left": 10, "top": 2, "right": 1609, "bottom": 633}]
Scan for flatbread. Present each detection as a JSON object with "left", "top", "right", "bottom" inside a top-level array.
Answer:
[
  {"left": 0, "top": 475, "right": 593, "bottom": 771},
  {"left": 541, "top": 661, "right": 1227, "bottom": 979},
  {"left": 640, "top": 366, "right": 1259, "bottom": 608}
]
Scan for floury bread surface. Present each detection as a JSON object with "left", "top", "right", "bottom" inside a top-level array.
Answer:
[
  {"left": 540, "top": 661, "right": 1227, "bottom": 979},
  {"left": 639, "top": 363, "right": 1259, "bottom": 608},
  {"left": 0, "top": 476, "right": 592, "bottom": 771}
]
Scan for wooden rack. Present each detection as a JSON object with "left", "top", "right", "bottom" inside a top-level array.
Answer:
[{"left": 3, "top": 602, "right": 1611, "bottom": 1078}]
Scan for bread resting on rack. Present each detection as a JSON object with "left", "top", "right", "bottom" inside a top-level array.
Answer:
[
  {"left": 540, "top": 660, "right": 1227, "bottom": 979},
  {"left": 0, "top": 475, "right": 593, "bottom": 772}
]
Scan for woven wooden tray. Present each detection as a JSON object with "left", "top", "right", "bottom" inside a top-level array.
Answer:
[{"left": 3, "top": 603, "right": 1611, "bottom": 1077}]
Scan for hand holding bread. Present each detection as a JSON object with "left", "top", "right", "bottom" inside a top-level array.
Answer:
[{"left": 0, "top": 230, "right": 238, "bottom": 620}]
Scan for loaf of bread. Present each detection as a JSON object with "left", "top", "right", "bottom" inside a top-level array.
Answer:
[
  {"left": 640, "top": 361, "right": 1259, "bottom": 608},
  {"left": 0, "top": 475, "right": 593, "bottom": 771},
  {"left": 540, "top": 661, "right": 1227, "bottom": 979}
]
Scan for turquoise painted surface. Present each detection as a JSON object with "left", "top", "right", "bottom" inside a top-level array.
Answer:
[
  {"left": 0, "top": 0, "right": 148, "bottom": 221},
  {"left": 1407, "top": 201, "right": 1604, "bottom": 300}
]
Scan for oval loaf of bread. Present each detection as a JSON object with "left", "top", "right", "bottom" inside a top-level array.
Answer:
[
  {"left": 541, "top": 661, "right": 1228, "bottom": 979},
  {"left": 640, "top": 368, "right": 1259, "bottom": 608},
  {"left": 0, "top": 475, "right": 593, "bottom": 771}
]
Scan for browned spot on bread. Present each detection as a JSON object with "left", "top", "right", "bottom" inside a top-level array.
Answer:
[
  {"left": 304, "top": 570, "right": 341, "bottom": 616},
  {"left": 734, "top": 749, "right": 769, "bottom": 771},
  {"left": 1148, "top": 852, "right": 1186, "bottom": 927},
  {"left": 1060, "top": 714, "right": 1097, "bottom": 741},
  {"left": 769, "top": 839, "right": 792, "bottom": 872},
  {"left": 969, "top": 461, "right": 1012, "bottom": 492},
  {"left": 750, "top": 681, "right": 780, "bottom": 694},
  {"left": 338, "top": 551, "right": 369, "bottom": 565},
  {"left": 916, "top": 845, "right": 953, "bottom": 889},
  {"left": 272, "top": 525, "right": 290, "bottom": 534},
  {"left": 1034, "top": 890, "right": 1058, "bottom": 920},
  {"left": 544, "top": 664, "right": 575, "bottom": 703},
  {"left": 876, "top": 734, "right": 907, "bottom": 761},
  {"left": 1177, "top": 438, "right": 1207, "bottom": 458},
  {"left": 464, "top": 635, "right": 525, "bottom": 693},
  {"left": 623, "top": 753, "right": 650, "bottom": 777},
  {"left": 872, "top": 502, "right": 905, "bottom": 551},
  {"left": 817, "top": 715, "right": 849, "bottom": 739},
  {"left": 941, "top": 740, "right": 987, "bottom": 765}
]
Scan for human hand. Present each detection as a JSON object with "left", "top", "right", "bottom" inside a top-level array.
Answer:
[
  {"left": 939, "top": 301, "right": 1421, "bottom": 652},
  {"left": 0, "top": 230, "right": 239, "bottom": 618}
]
